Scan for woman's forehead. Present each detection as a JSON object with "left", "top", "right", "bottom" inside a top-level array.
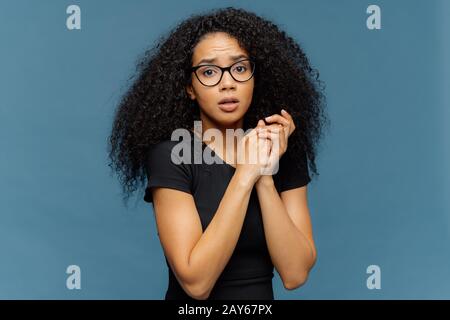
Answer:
[{"left": 192, "top": 32, "right": 248, "bottom": 65}]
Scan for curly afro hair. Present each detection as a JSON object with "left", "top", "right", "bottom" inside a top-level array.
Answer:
[{"left": 108, "top": 6, "right": 328, "bottom": 203}]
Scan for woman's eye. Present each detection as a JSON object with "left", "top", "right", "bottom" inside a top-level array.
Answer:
[
  {"left": 233, "top": 65, "right": 247, "bottom": 73},
  {"left": 202, "top": 69, "right": 217, "bottom": 77}
]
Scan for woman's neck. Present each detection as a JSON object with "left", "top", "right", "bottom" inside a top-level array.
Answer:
[{"left": 191, "top": 114, "right": 244, "bottom": 166}]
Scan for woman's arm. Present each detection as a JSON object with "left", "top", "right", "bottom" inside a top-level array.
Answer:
[
  {"left": 151, "top": 130, "right": 266, "bottom": 300},
  {"left": 255, "top": 175, "right": 317, "bottom": 290},
  {"left": 152, "top": 169, "right": 255, "bottom": 300},
  {"left": 255, "top": 110, "right": 317, "bottom": 289}
]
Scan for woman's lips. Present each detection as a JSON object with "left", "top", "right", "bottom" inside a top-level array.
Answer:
[{"left": 218, "top": 101, "right": 239, "bottom": 112}]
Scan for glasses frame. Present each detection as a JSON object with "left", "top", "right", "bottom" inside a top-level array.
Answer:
[{"left": 191, "top": 59, "right": 256, "bottom": 87}]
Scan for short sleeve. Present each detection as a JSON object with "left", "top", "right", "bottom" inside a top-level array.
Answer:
[
  {"left": 143, "top": 141, "right": 193, "bottom": 203},
  {"left": 277, "top": 146, "right": 311, "bottom": 192}
]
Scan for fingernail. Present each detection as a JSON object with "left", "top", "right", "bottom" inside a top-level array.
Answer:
[
  {"left": 281, "top": 109, "right": 286, "bottom": 113},
  {"left": 265, "top": 116, "right": 271, "bottom": 120}
]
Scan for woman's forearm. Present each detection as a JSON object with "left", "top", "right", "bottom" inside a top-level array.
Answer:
[
  {"left": 187, "top": 170, "right": 255, "bottom": 298},
  {"left": 255, "top": 176, "right": 316, "bottom": 289}
]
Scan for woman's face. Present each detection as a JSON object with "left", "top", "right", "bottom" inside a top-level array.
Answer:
[{"left": 186, "top": 32, "right": 254, "bottom": 128}]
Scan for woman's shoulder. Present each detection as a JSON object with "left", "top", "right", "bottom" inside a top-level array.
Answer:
[
  {"left": 148, "top": 133, "right": 196, "bottom": 166},
  {"left": 276, "top": 146, "right": 311, "bottom": 190},
  {"left": 149, "top": 139, "right": 180, "bottom": 153}
]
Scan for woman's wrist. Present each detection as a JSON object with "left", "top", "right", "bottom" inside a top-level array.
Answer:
[
  {"left": 234, "top": 169, "right": 258, "bottom": 189},
  {"left": 255, "top": 175, "right": 274, "bottom": 188}
]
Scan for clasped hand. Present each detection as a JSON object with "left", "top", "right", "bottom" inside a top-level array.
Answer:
[{"left": 248, "top": 109, "right": 296, "bottom": 176}]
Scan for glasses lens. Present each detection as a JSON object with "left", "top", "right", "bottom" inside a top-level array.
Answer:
[
  {"left": 231, "top": 60, "right": 254, "bottom": 82},
  {"left": 195, "top": 65, "right": 222, "bottom": 86}
]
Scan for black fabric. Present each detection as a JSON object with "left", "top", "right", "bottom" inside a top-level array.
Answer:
[{"left": 144, "top": 129, "right": 310, "bottom": 300}]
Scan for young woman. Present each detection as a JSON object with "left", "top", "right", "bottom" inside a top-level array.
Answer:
[{"left": 108, "top": 7, "right": 327, "bottom": 300}]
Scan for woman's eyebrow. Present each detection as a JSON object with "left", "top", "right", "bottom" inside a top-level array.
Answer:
[
  {"left": 229, "top": 54, "right": 249, "bottom": 61},
  {"left": 196, "top": 54, "right": 249, "bottom": 65}
]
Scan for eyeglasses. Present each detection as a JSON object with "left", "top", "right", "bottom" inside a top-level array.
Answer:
[{"left": 191, "top": 59, "right": 255, "bottom": 87}]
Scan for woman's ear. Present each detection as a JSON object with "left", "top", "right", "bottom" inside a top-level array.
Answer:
[{"left": 186, "top": 85, "right": 196, "bottom": 100}]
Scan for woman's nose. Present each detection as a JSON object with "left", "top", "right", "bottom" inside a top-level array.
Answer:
[{"left": 219, "top": 70, "right": 237, "bottom": 90}]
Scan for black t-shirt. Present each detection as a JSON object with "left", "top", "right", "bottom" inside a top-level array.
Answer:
[{"left": 143, "top": 129, "right": 311, "bottom": 299}]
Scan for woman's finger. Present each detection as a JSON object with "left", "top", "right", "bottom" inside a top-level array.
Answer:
[
  {"left": 265, "top": 114, "right": 290, "bottom": 127},
  {"left": 257, "top": 127, "right": 270, "bottom": 138},
  {"left": 257, "top": 119, "right": 266, "bottom": 128},
  {"left": 273, "top": 127, "right": 287, "bottom": 153},
  {"left": 263, "top": 123, "right": 289, "bottom": 141},
  {"left": 264, "top": 128, "right": 286, "bottom": 156},
  {"left": 281, "top": 109, "right": 296, "bottom": 133},
  {"left": 281, "top": 109, "right": 293, "bottom": 122}
]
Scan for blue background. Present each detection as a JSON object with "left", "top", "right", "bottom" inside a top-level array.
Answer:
[{"left": 1, "top": 0, "right": 449, "bottom": 299}]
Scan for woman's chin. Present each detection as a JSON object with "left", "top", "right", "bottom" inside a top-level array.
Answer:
[
  {"left": 200, "top": 106, "right": 248, "bottom": 128},
  {"left": 216, "top": 112, "right": 245, "bottom": 125}
]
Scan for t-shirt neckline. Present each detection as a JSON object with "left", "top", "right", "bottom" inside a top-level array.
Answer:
[{"left": 188, "top": 129, "right": 237, "bottom": 170}]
